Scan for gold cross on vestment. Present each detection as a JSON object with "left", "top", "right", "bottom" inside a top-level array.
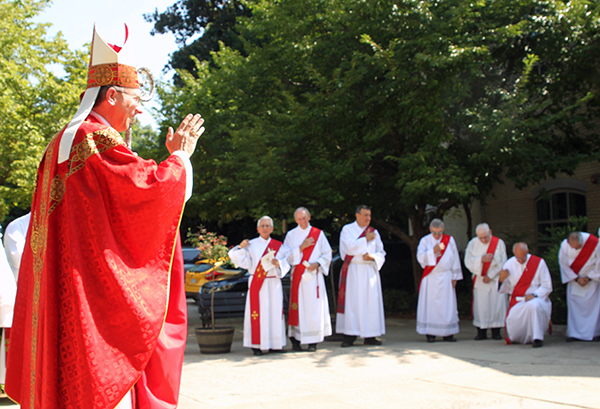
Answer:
[{"left": 252, "top": 311, "right": 259, "bottom": 320}]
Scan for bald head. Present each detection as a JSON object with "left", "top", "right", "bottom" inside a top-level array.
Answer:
[
  {"left": 568, "top": 232, "right": 583, "bottom": 250},
  {"left": 513, "top": 242, "right": 529, "bottom": 264}
]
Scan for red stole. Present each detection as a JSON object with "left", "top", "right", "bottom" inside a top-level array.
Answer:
[
  {"left": 504, "top": 255, "right": 541, "bottom": 343},
  {"left": 249, "top": 238, "right": 282, "bottom": 345},
  {"left": 570, "top": 234, "right": 598, "bottom": 275},
  {"left": 6, "top": 115, "right": 187, "bottom": 409},
  {"left": 289, "top": 227, "right": 321, "bottom": 327},
  {"left": 337, "top": 226, "right": 374, "bottom": 314},
  {"left": 471, "top": 236, "right": 499, "bottom": 318},
  {"left": 419, "top": 234, "right": 451, "bottom": 290}
]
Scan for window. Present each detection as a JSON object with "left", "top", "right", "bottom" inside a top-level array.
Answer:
[{"left": 536, "top": 191, "right": 586, "bottom": 253}]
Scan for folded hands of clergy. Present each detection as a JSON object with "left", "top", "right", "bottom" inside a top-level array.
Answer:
[
  {"left": 575, "top": 276, "right": 590, "bottom": 286},
  {"left": 240, "top": 239, "right": 251, "bottom": 248},
  {"left": 363, "top": 254, "right": 375, "bottom": 261},
  {"left": 365, "top": 231, "right": 376, "bottom": 242},
  {"left": 499, "top": 269, "right": 509, "bottom": 283}
]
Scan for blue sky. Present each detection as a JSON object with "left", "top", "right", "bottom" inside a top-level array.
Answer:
[{"left": 34, "top": 0, "right": 184, "bottom": 129}]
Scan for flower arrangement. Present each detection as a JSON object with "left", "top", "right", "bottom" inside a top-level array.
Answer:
[
  {"left": 187, "top": 226, "right": 231, "bottom": 329},
  {"left": 187, "top": 226, "right": 231, "bottom": 266}
]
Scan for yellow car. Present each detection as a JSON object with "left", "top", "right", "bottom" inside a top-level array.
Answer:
[{"left": 185, "top": 261, "right": 245, "bottom": 303}]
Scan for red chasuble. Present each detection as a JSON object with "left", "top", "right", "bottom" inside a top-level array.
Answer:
[
  {"left": 250, "top": 239, "right": 282, "bottom": 345},
  {"left": 570, "top": 234, "right": 598, "bottom": 275},
  {"left": 289, "top": 227, "right": 321, "bottom": 327},
  {"left": 6, "top": 115, "right": 188, "bottom": 409},
  {"left": 504, "top": 255, "right": 541, "bottom": 344},
  {"left": 337, "top": 226, "right": 374, "bottom": 314},
  {"left": 419, "top": 234, "right": 451, "bottom": 290}
]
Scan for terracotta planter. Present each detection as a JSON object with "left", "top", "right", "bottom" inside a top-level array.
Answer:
[{"left": 195, "top": 327, "right": 235, "bottom": 354}]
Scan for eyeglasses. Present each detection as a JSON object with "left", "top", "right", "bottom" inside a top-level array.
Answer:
[
  {"left": 431, "top": 231, "right": 444, "bottom": 236},
  {"left": 258, "top": 224, "right": 272, "bottom": 228},
  {"left": 113, "top": 87, "right": 142, "bottom": 104}
]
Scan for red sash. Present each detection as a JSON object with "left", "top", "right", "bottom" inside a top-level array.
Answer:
[
  {"left": 419, "top": 234, "right": 451, "bottom": 290},
  {"left": 337, "top": 226, "right": 374, "bottom": 314},
  {"left": 570, "top": 234, "right": 598, "bottom": 274},
  {"left": 249, "top": 238, "right": 282, "bottom": 345},
  {"left": 504, "top": 255, "right": 541, "bottom": 343},
  {"left": 289, "top": 227, "right": 321, "bottom": 327},
  {"left": 471, "top": 236, "right": 499, "bottom": 318}
]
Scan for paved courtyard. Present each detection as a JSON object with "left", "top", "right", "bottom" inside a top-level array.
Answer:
[{"left": 2, "top": 301, "right": 600, "bottom": 408}]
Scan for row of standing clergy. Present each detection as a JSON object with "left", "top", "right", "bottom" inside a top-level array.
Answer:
[
  {"left": 419, "top": 219, "right": 600, "bottom": 347},
  {"left": 227, "top": 206, "right": 386, "bottom": 354}
]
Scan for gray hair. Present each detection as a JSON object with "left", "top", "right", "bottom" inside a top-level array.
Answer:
[
  {"left": 257, "top": 216, "right": 274, "bottom": 228},
  {"left": 512, "top": 242, "right": 529, "bottom": 253},
  {"left": 355, "top": 205, "right": 371, "bottom": 215},
  {"left": 568, "top": 231, "right": 584, "bottom": 246},
  {"left": 430, "top": 218, "right": 444, "bottom": 229},
  {"left": 476, "top": 223, "right": 490, "bottom": 235},
  {"left": 294, "top": 207, "right": 310, "bottom": 217}
]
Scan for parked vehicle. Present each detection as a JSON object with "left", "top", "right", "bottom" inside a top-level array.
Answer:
[
  {"left": 196, "top": 251, "right": 343, "bottom": 327},
  {"left": 185, "top": 261, "right": 246, "bottom": 303},
  {"left": 182, "top": 247, "right": 201, "bottom": 276}
]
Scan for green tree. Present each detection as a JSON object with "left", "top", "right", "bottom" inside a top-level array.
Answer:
[
  {"left": 144, "top": 0, "right": 251, "bottom": 78},
  {"left": 0, "top": 0, "right": 87, "bottom": 222},
  {"left": 157, "top": 0, "right": 600, "bottom": 294}
]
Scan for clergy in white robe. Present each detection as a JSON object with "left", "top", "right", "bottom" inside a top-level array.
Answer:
[
  {"left": 228, "top": 216, "right": 290, "bottom": 355},
  {"left": 283, "top": 207, "right": 332, "bottom": 351},
  {"left": 416, "top": 218, "right": 462, "bottom": 342},
  {"left": 336, "top": 206, "right": 386, "bottom": 347},
  {"left": 499, "top": 242, "right": 552, "bottom": 347},
  {"left": 3, "top": 212, "right": 31, "bottom": 281},
  {"left": 0, "top": 226, "right": 17, "bottom": 385},
  {"left": 558, "top": 231, "right": 600, "bottom": 341},
  {"left": 464, "top": 223, "right": 508, "bottom": 340}
]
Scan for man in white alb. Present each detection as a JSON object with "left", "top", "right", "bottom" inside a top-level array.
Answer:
[
  {"left": 229, "top": 216, "right": 290, "bottom": 355},
  {"left": 0, "top": 225, "right": 17, "bottom": 387},
  {"left": 336, "top": 205, "right": 386, "bottom": 347},
  {"left": 558, "top": 231, "right": 600, "bottom": 342},
  {"left": 3, "top": 212, "right": 31, "bottom": 281},
  {"left": 416, "top": 218, "right": 462, "bottom": 342},
  {"left": 283, "top": 207, "right": 332, "bottom": 352},
  {"left": 499, "top": 242, "right": 552, "bottom": 347},
  {"left": 464, "top": 223, "right": 508, "bottom": 340}
]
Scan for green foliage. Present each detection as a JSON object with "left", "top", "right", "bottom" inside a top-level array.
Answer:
[
  {"left": 156, "top": 0, "right": 600, "bottom": 292},
  {"left": 0, "top": 0, "right": 87, "bottom": 222},
  {"left": 383, "top": 288, "right": 415, "bottom": 316},
  {"left": 144, "top": 0, "right": 251, "bottom": 79}
]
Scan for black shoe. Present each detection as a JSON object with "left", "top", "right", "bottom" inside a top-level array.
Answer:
[
  {"left": 566, "top": 337, "right": 578, "bottom": 342},
  {"left": 269, "top": 348, "right": 286, "bottom": 353},
  {"left": 290, "top": 337, "right": 302, "bottom": 351},
  {"left": 474, "top": 328, "right": 487, "bottom": 341},
  {"left": 443, "top": 335, "right": 457, "bottom": 342},
  {"left": 426, "top": 335, "right": 436, "bottom": 343},
  {"left": 364, "top": 337, "right": 383, "bottom": 346},
  {"left": 252, "top": 348, "right": 263, "bottom": 356},
  {"left": 593, "top": 336, "right": 600, "bottom": 342},
  {"left": 491, "top": 328, "right": 503, "bottom": 340},
  {"left": 532, "top": 339, "right": 543, "bottom": 348},
  {"left": 307, "top": 343, "right": 317, "bottom": 352},
  {"left": 341, "top": 335, "right": 357, "bottom": 347}
]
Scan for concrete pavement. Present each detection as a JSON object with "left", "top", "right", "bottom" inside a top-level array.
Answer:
[{"left": 2, "top": 300, "right": 599, "bottom": 408}]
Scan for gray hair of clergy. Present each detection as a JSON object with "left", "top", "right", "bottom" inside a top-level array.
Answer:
[
  {"left": 429, "top": 218, "right": 444, "bottom": 229},
  {"left": 512, "top": 242, "right": 529, "bottom": 253},
  {"left": 294, "top": 207, "right": 310, "bottom": 217},
  {"left": 568, "top": 231, "right": 584, "bottom": 246},
  {"left": 355, "top": 204, "right": 371, "bottom": 214},
  {"left": 257, "top": 216, "right": 274, "bottom": 228},
  {"left": 476, "top": 223, "right": 490, "bottom": 235}
]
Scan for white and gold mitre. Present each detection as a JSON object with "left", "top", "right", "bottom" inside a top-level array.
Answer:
[
  {"left": 58, "top": 24, "right": 138, "bottom": 164},
  {"left": 86, "top": 24, "right": 139, "bottom": 89}
]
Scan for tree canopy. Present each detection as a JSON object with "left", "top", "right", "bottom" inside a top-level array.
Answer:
[
  {"left": 156, "top": 0, "right": 600, "bottom": 291},
  {"left": 0, "top": 0, "right": 87, "bottom": 222}
]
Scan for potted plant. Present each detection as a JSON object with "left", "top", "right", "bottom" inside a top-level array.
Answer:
[{"left": 187, "top": 227, "right": 235, "bottom": 354}]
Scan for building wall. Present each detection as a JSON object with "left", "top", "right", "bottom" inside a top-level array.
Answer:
[{"left": 481, "top": 162, "right": 600, "bottom": 255}]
